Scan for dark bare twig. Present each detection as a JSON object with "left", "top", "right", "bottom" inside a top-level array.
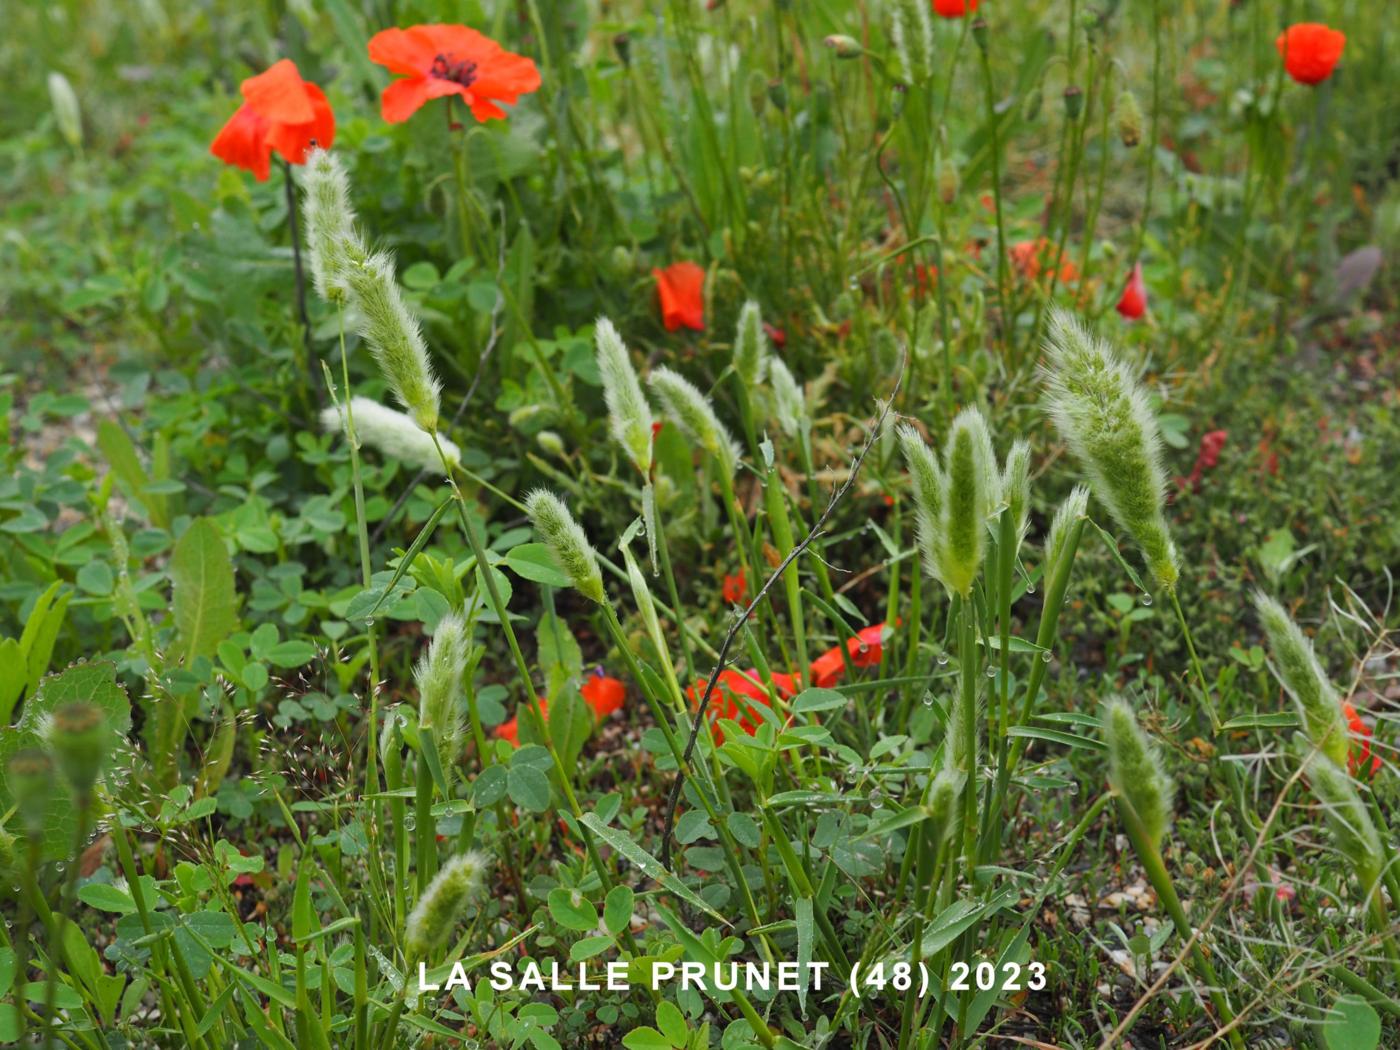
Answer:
[
  {"left": 370, "top": 203, "right": 511, "bottom": 546},
  {"left": 658, "top": 360, "right": 904, "bottom": 870}
]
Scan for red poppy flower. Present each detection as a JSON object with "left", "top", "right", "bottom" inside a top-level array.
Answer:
[
  {"left": 368, "top": 24, "right": 541, "bottom": 124},
  {"left": 933, "top": 0, "right": 979, "bottom": 17},
  {"left": 691, "top": 669, "right": 799, "bottom": 742},
  {"left": 1116, "top": 263, "right": 1147, "bottom": 320},
  {"left": 653, "top": 262, "right": 706, "bottom": 332},
  {"left": 1275, "top": 23, "right": 1345, "bottom": 86},
  {"left": 810, "top": 623, "right": 890, "bottom": 689},
  {"left": 210, "top": 59, "right": 335, "bottom": 181},
  {"left": 722, "top": 569, "right": 747, "bottom": 605},
  {"left": 1009, "top": 238, "right": 1078, "bottom": 284},
  {"left": 495, "top": 671, "right": 626, "bottom": 747},
  {"left": 762, "top": 322, "right": 787, "bottom": 348},
  {"left": 1342, "top": 701, "right": 1381, "bottom": 779}
]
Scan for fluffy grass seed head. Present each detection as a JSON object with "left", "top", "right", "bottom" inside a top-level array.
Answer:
[
  {"left": 321, "top": 396, "right": 459, "bottom": 475},
  {"left": 1103, "top": 698, "right": 1173, "bottom": 849},
  {"left": 526, "top": 489, "right": 606, "bottom": 604},
  {"left": 768, "top": 358, "right": 806, "bottom": 438},
  {"left": 301, "top": 148, "right": 364, "bottom": 302},
  {"left": 1115, "top": 89, "right": 1144, "bottom": 148},
  {"left": 594, "top": 317, "right": 653, "bottom": 476},
  {"left": 647, "top": 366, "right": 740, "bottom": 479},
  {"left": 414, "top": 613, "right": 470, "bottom": 766},
  {"left": 1254, "top": 593, "right": 1348, "bottom": 768},
  {"left": 1042, "top": 308, "right": 1179, "bottom": 590},
  {"left": 1001, "top": 440, "right": 1032, "bottom": 546},
  {"left": 733, "top": 300, "right": 768, "bottom": 387},
  {"left": 897, "top": 423, "right": 948, "bottom": 590},
  {"left": 1304, "top": 751, "right": 1384, "bottom": 889},
  {"left": 941, "top": 407, "right": 998, "bottom": 597},
  {"left": 405, "top": 850, "right": 487, "bottom": 960},
  {"left": 345, "top": 250, "right": 440, "bottom": 433},
  {"left": 1045, "top": 484, "right": 1090, "bottom": 582},
  {"left": 890, "top": 0, "right": 933, "bottom": 83},
  {"left": 926, "top": 768, "right": 963, "bottom": 847}
]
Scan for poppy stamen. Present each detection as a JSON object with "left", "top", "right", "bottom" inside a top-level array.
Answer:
[{"left": 430, "top": 53, "right": 479, "bottom": 88}]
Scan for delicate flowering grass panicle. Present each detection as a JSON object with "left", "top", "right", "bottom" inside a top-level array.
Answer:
[
  {"left": 733, "top": 300, "right": 768, "bottom": 387},
  {"left": 647, "top": 366, "right": 740, "bottom": 479},
  {"left": 405, "top": 851, "right": 488, "bottom": 960},
  {"left": 345, "top": 251, "right": 441, "bottom": 432},
  {"left": 1001, "top": 440, "right": 1032, "bottom": 546},
  {"left": 897, "top": 423, "right": 948, "bottom": 590},
  {"left": 768, "top": 358, "right": 805, "bottom": 438},
  {"left": 414, "top": 613, "right": 470, "bottom": 767},
  {"left": 301, "top": 148, "right": 363, "bottom": 303},
  {"left": 526, "top": 489, "right": 606, "bottom": 604},
  {"left": 321, "top": 397, "right": 459, "bottom": 475},
  {"left": 1254, "top": 593, "right": 1349, "bottom": 768},
  {"left": 889, "top": 0, "right": 933, "bottom": 83},
  {"left": 1304, "top": 751, "right": 1384, "bottom": 890},
  {"left": 1042, "top": 308, "right": 1179, "bottom": 590},
  {"left": 941, "top": 407, "right": 998, "bottom": 597},
  {"left": 1103, "top": 699, "right": 1173, "bottom": 849},
  {"left": 594, "top": 316, "right": 653, "bottom": 476},
  {"left": 1045, "top": 484, "right": 1090, "bottom": 580}
]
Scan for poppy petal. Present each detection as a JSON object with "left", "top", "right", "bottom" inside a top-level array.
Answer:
[
  {"left": 266, "top": 83, "right": 336, "bottom": 165},
  {"left": 241, "top": 59, "right": 315, "bottom": 124},
  {"left": 210, "top": 104, "right": 272, "bottom": 181},
  {"left": 368, "top": 27, "right": 441, "bottom": 76},
  {"left": 654, "top": 262, "right": 706, "bottom": 332},
  {"left": 380, "top": 76, "right": 436, "bottom": 123}
]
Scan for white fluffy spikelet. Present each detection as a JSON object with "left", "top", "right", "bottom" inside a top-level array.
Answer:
[
  {"left": 595, "top": 317, "right": 653, "bottom": 476},
  {"left": 414, "top": 613, "right": 470, "bottom": 767},
  {"left": 345, "top": 250, "right": 441, "bottom": 433},
  {"left": 1042, "top": 308, "right": 1179, "bottom": 590},
  {"left": 889, "top": 0, "right": 933, "bottom": 83},
  {"left": 647, "top": 366, "right": 740, "bottom": 479},
  {"left": 1254, "top": 593, "right": 1349, "bottom": 768},
  {"left": 768, "top": 358, "right": 806, "bottom": 438},
  {"left": 897, "top": 423, "right": 948, "bottom": 590},
  {"left": 1044, "top": 484, "right": 1090, "bottom": 580},
  {"left": 526, "top": 489, "right": 606, "bottom": 604},
  {"left": 733, "top": 300, "right": 768, "bottom": 387},
  {"left": 301, "top": 149, "right": 363, "bottom": 302},
  {"left": 1305, "top": 751, "right": 1384, "bottom": 892},
  {"left": 1001, "top": 440, "right": 1032, "bottom": 547},
  {"left": 940, "top": 407, "right": 999, "bottom": 597},
  {"left": 321, "top": 396, "right": 459, "bottom": 475},
  {"left": 405, "top": 851, "right": 487, "bottom": 960}
]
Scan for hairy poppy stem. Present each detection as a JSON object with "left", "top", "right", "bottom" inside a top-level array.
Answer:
[{"left": 281, "top": 158, "right": 320, "bottom": 407}]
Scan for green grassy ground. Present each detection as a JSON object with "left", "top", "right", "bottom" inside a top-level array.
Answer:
[{"left": 2, "top": 1, "right": 1399, "bottom": 1047}]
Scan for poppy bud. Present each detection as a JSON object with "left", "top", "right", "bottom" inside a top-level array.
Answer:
[
  {"left": 48, "top": 701, "right": 107, "bottom": 800},
  {"left": 971, "top": 18, "right": 989, "bottom": 52},
  {"left": 767, "top": 79, "right": 787, "bottom": 112},
  {"left": 606, "top": 245, "right": 633, "bottom": 279},
  {"left": 1115, "top": 89, "right": 1143, "bottom": 147},
  {"left": 526, "top": 490, "right": 606, "bottom": 605},
  {"left": 937, "top": 155, "right": 960, "bottom": 204},
  {"left": 7, "top": 749, "right": 54, "bottom": 839},
  {"left": 537, "top": 430, "right": 565, "bottom": 457},
  {"left": 405, "top": 851, "right": 487, "bottom": 961},
  {"left": 823, "top": 34, "right": 863, "bottom": 59},
  {"left": 613, "top": 33, "right": 631, "bottom": 68},
  {"left": 1063, "top": 85, "right": 1084, "bottom": 120}
]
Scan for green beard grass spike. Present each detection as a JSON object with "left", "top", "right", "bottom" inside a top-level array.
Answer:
[
  {"left": 1103, "top": 698, "right": 1174, "bottom": 849},
  {"left": 405, "top": 851, "right": 488, "bottom": 960},
  {"left": 1042, "top": 308, "right": 1179, "bottom": 590},
  {"left": 647, "top": 366, "right": 740, "bottom": 479},
  {"left": 526, "top": 489, "right": 606, "bottom": 604},
  {"left": 345, "top": 250, "right": 441, "bottom": 433},
  {"left": 1254, "top": 593, "right": 1349, "bottom": 768},
  {"left": 1001, "top": 440, "right": 1032, "bottom": 546},
  {"left": 301, "top": 148, "right": 363, "bottom": 303},
  {"left": 415, "top": 613, "right": 470, "bottom": 768},
  {"left": 897, "top": 423, "right": 948, "bottom": 590},
  {"left": 940, "top": 407, "right": 998, "bottom": 597},
  {"left": 1304, "top": 751, "right": 1384, "bottom": 890},
  {"left": 1045, "top": 484, "right": 1090, "bottom": 580},
  {"left": 594, "top": 317, "right": 654, "bottom": 477},
  {"left": 768, "top": 358, "right": 806, "bottom": 438},
  {"left": 733, "top": 300, "right": 768, "bottom": 387},
  {"left": 889, "top": 0, "right": 933, "bottom": 83}
]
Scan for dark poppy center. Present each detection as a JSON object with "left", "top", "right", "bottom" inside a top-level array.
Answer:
[{"left": 430, "top": 53, "right": 478, "bottom": 87}]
